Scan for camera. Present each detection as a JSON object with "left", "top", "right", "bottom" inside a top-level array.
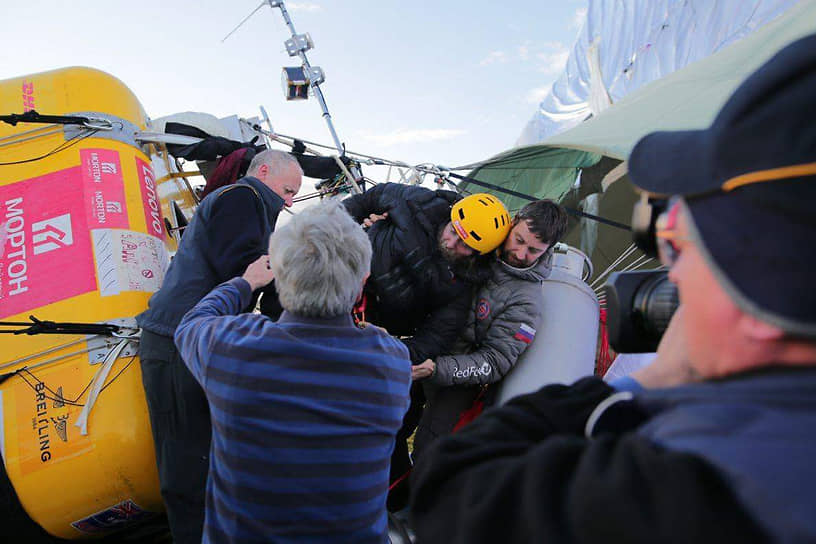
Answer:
[
  {"left": 604, "top": 270, "right": 678, "bottom": 353},
  {"left": 602, "top": 194, "right": 679, "bottom": 353}
]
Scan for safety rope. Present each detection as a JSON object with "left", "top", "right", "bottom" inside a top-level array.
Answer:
[{"left": 389, "top": 469, "right": 412, "bottom": 492}]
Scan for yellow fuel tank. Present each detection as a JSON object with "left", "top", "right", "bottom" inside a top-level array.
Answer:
[{"left": 0, "top": 67, "right": 175, "bottom": 539}]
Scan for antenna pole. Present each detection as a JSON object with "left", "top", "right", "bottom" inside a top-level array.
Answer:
[{"left": 267, "top": 0, "right": 363, "bottom": 193}]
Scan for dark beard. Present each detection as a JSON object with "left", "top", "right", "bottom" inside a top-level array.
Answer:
[
  {"left": 500, "top": 249, "right": 528, "bottom": 268},
  {"left": 438, "top": 240, "right": 462, "bottom": 263}
]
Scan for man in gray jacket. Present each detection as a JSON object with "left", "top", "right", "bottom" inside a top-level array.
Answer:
[{"left": 412, "top": 199, "right": 568, "bottom": 456}]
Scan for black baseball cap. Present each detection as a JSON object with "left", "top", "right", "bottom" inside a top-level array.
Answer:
[{"left": 628, "top": 33, "right": 816, "bottom": 338}]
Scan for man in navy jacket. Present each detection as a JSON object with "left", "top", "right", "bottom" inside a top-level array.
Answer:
[{"left": 136, "top": 149, "right": 302, "bottom": 544}]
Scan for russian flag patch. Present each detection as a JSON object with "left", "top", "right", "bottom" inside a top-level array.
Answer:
[{"left": 513, "top": 323, "right": 536, "bottom": 344}]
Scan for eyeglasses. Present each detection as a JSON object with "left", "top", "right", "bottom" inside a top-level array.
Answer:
[{"left": 654, "top": 198, "right": 689, "bottom": 267}]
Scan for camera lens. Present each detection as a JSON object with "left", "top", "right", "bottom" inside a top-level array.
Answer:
[
  {"left": 633, "top": 273, "right": 678, "bottom": 338},
  {"left": 604, "top": 270, "right": 680, "bottom": 353}
]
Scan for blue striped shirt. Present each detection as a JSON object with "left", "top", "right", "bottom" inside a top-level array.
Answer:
[{"left": 175, "top": 278, "right": 411, "bottom": 543}]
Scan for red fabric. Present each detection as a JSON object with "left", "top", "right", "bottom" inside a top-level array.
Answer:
[
  {"left": 596, "top": 308, "right": 614, "bottom": 377},
  {"left": 452, "top": 387, "right": 489, "bottom": 432},
  {"left": 352, "top": 293, "right": 367, "bottom": 326},
  {"left": 452, "top": 399, "right": 485, "bottom": 432},
  {"left": 201, "top": 147, "right": 252, "bottom": 199}
]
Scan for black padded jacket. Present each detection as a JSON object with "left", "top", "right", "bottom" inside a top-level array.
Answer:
[{"left": 343, "top": 183, "right": 481, "bottom": 364}]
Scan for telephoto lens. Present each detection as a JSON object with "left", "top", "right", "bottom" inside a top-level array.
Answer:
[{"left": 604, "top": 270, "right": 679, "bottom": 353}]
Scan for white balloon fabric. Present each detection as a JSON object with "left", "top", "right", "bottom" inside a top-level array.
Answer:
[{"left": 518, "top": 0, "right": 799, "bottom": 146}]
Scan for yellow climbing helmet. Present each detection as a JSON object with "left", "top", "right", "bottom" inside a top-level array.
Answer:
[{"left": 450, "top": 193, "right": 512, "bottom": 254}]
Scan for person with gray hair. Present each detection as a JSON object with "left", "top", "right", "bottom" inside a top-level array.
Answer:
[
  {"left": 175, "top": 199, "right": 412, "bottom": 543},
  {"left": 136, "top": 147, "right": 302, "bottom": 543},
  {"left": 269, "top": 197, "right": 372, "bottom": 316}
]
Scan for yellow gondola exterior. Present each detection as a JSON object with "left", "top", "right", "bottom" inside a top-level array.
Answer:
[{"left": 0, "top": 67, "right": 173, "bottom": 539}]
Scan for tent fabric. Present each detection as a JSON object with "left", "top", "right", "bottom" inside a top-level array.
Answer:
[
  {"left": 518, "top": 0, "right": 800, "bottom": 146},
  {"left": 463, "top": 147, "right": 601, "bottom": 214},
  {"left": 463, "top": 1, "right": 816, "bottom": 284}
]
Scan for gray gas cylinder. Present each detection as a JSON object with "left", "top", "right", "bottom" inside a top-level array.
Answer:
[{"left": 495, "top": 245, "right": 600, "bottom": 405}]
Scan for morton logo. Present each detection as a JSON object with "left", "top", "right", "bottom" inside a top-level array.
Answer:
[{"left": 32, "top": 213, "right": 73, "bottom": 255}]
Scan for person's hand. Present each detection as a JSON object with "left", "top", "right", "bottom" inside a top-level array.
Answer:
[
  {"left": 356, "top": 320, "right": 387, "bottom": 333},
  {"left": 363, "top": 212, "right": 388, "bottom": 228},
  {"left": 412, "top": 359, "right": 435, "bottom": 381},
  {"left": 241, "top": 255, "right": 275, "bottom": 291},
  {"left": 630, "top": 305, "right": 700, "bottom": 388}
]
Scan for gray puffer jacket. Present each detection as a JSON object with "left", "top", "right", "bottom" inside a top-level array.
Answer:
[{"left": 430, "top": 251, "right": 552, "bottom": 387}]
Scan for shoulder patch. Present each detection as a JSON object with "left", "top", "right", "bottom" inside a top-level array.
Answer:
[
  {"left": 513, "top": 323, "right": 536, "bottom": 344},
  {"left": 476, "top": 298, "right": 490, "bottom": 320}
]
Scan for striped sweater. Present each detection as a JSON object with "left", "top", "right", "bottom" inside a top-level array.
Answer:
[{"left": 175, "top": 278, "right": 412, "bottom": 544}]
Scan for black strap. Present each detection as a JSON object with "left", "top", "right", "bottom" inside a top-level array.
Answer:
[
  {"left": 0, "top": 110, "right": 91, "bottom": 127},
  {"left": 216, "top": 183, "right": 270, "bottom": 234},
  {"left": 448, "top": 172, "right": 631, "bottom": 231},
  {"left": 0, "top": 315, "right": 121, "bottom": 336}
]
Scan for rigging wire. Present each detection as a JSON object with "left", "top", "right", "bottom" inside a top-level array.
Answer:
[
  {"left": 590, "top": 243, "right": 639, "bottom": 291},
  {"left": 261, "top": 122, "right": 631, "bottom": 233},
  {"left": 7, "top": 353, "right": 137, "bottom": 409},
  {"left": 0, "top": 128, "right": 100, "bottom": 166}
]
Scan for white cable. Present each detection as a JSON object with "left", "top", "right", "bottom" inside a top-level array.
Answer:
[
  {"left": 622, "top": 256, "right": 657, "bottom": 272},
  {"left": 590, "top": 243, "right": 638, "bottom": 290},
  {"left": 74, "top": 338, "right": 131, "bottom": 436},
  {"left": 620, "top": 257, "right": 648, "bottom": 273}
]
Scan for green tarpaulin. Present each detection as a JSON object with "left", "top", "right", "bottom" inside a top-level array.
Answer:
[{"left": 459, "top": 0, "right": 816, "bottom": 284}]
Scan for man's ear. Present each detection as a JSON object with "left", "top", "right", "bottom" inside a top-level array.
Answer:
[
  {"left": 257, "top": 164, "right": 268, "bottom": 180},
  {"left": 737, "top": 312, "right": 785, "bottom": 342}
]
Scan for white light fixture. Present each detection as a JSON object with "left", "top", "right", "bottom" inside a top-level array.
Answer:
[{"left": 284, "top": 33, "right": 314, "bottom": 56}]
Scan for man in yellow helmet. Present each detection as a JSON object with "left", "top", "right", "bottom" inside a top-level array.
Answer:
[
  {"left": 412, "top": 198, "right": 569, "bottom": 457},
  {"left": 343, "top": 184, "right": 508, "bottom": 510}
]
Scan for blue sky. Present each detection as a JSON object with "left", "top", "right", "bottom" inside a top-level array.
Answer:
[{"left": 2, "top": 0, "right": 587, "bottom": 171}]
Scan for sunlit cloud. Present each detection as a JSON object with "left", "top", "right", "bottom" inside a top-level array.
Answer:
[
  {"left": 357, "top": 128, "right": 467, "bottom": 146},
  {"left": 518, "top": 44, "right": 530, "bottom": 60},
  {"left": 479, "top": 51, "right": 507, "bottom": 66},
  {"left": 288, "top": 2, "right": 322, "bottom": 11}
]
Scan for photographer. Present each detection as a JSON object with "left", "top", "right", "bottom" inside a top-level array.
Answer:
[{"left": 409, "top": 34, "right": 816, "bottom": 543}]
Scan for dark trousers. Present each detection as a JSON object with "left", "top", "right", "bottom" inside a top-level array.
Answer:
[
  {"left": 139, "top": 330, "right": 211, "bottom": 544},
  {"left": 388, "top": 382, "right": 426, "bottom": 512},
  {"left": 413, "top": 384, "right": 481, "bottom": 460}
]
